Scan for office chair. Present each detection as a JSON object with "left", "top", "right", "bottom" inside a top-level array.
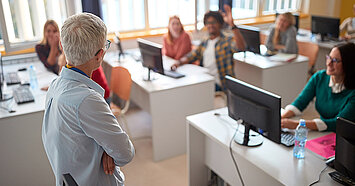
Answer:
[
  {"left": 297, "top": 41, "right": 319, "bottom": 78},
  {"left": 62, "top": 173, "right": 78, "bottom": 186},
  {"left": 110, "top": 66, "right": 132, "bottom": 136}
]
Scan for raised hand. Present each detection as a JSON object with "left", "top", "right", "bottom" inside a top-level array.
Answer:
[{"left": 221, "top": 4, "right": 234, "bottom": 27}]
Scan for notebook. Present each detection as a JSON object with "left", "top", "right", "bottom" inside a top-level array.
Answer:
[{"left": 305, "top": 133, "right": 336, "bottom": 160}]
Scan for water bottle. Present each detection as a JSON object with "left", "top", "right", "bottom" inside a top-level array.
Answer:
[
  {"left": 29, "top": 65, "right": 38, "bottom": 90},
  {"left": 293, "top": 119, "right": 308, "bottom": 159}
]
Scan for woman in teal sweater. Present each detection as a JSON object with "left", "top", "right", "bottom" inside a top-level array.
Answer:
[{"left": 281, "top": 43, "right": 355, "bottom": 132}]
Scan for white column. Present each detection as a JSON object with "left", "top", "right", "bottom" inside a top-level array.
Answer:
[
  {"left": 29, "top": 0, "right": 47, "bottom": 38},
  {"left": 14, "top": 0, "right": 34, "bottom": 40},
  {"left": 1, "top": 0, "right": 16, "bottom": 41}
]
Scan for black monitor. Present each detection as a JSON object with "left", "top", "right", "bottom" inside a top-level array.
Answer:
[
  {"left": 226, "top": 75, "right": 281, "bottom": 146},
  {"left": 137, "top": 38, "right": 164, "bottom": 81},
  {"left": 334, "top": 117, "right": 355, "bottom": 180},
  {"left": 311, "top": 15, "right": 340, "bottom": 41},
  {"left": 275, "top": 12, "right": 299, "bottom": 31},
  {"left": 238, "top": 25, "right": 261, "bottom": 54}
]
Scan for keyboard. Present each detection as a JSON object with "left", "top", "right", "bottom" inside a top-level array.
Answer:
[
  {"left": 164, "top": 70, "right": 185, "bottom": 79},
  {"left": 13, "top": 86, "right": 35, "bottom": 104},
  {"left": 5, "top": 72, "right": 21, "bottom": 85},
  {"left": 281, "top": 132, "right": 295, "bottom": 147},
  {"left": 329, "top": 171, "right": 355, "bottom": 186}
]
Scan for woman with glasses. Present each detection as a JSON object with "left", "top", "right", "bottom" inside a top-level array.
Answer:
[
  {"left": 36, "top": 20, "right": 111, "bottom": 104},
  {"left": 162, "top": 16, "right": 192, "bottom": 60},
  {"left": 281, "top": 43, "right": 355, "bottom": 132},
  {"left": 265, "top": 12, "right": 298, "bottom": 54}
]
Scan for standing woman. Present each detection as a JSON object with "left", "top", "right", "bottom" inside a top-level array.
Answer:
[
  {"left": 36, "top": 20, "right": 111, "bottom": 104},
  {"left": 162, "top": 16, "right": 192, "bottom": 60},
  {"left": 265, "top": 12, "right": 298, "bottom": 54}
]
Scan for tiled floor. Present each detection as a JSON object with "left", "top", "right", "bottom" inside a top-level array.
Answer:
[{"left": 120, "top": 97, "right": 318, "bottom": 186}]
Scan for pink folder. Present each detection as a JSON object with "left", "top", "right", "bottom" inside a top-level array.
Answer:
[{"left": 305, "top": 133, "right": 336, "bottom": 160}]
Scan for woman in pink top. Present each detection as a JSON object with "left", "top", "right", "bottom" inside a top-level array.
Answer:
[{"left": 163, "top": 16, "right": 192, "bottom": 60}]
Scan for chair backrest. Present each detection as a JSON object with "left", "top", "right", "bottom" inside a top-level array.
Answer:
[
  {"left": 110, "top": 66, "right": 132, "bottom": 101},
  {"left": 297, "top": 41, "right": 319, "bottom": 68}
]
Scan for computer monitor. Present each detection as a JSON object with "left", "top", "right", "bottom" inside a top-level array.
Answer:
[
  {"left": 137, "top": 38, "right": 164, "bottom": 81},
  {"left": 334, "top": 117, "right": 355, "bottom": 180},
  {"left": 226, "top": 75, "right": 281, "bottom": 146},
  {"left": 275, "top": 12, "right": 299, "bottom": 31},
  {"left": 238, "top": 25, "right": 261, "bottom": 54},
  {"left": 311, "top": 15, "right": 340, "bottom": 41}
]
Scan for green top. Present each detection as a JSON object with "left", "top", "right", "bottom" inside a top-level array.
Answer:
[{"left": 292, "top": 70, "right": 355, "bottom": 132}]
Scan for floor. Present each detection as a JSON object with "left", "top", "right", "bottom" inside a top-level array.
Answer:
[{"left": 119, "top": 96, "right": 318, "bottom": 186}]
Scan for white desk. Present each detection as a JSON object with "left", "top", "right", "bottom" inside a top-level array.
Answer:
[
  {"left": 0, "top": 55, "right": 57, "bottom": 185},
  {"left": 104, "top": 52, "right": 215, "bottom": 161},
  {"left": 187, "top": 107, "right": 341, "bottom": 186},
  {"left": 233, "top": 52, "right": 309, "bottom": 107}
]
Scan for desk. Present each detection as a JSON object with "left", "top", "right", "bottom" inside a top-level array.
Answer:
[
  {"left": 0, "top": 54, "right": 56, "bottom": 185},
  {"left": 261, "top": 28, "right": 348, "bottom": 71},
  {"left": 187, "top": 107, "right": 341, "bottom": 186},
  {"left": 233, "top": 52, "right": 309, "bottom": 107},
  {"left": 104, "top": 51, "right": 215, "bottom": 161}
]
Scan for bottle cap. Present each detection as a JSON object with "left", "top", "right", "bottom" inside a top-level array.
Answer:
[{"left": 299, "top": 119, "right": 306, "bottom": 127}]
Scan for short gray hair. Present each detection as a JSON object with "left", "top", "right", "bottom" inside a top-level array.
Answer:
[{"left": 61, "top": 13, "right": 107, "bottom": 66}]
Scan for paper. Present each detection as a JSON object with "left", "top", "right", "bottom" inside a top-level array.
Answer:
[
  {"left": 268, "top": 53, "right": 298, "bottom": 62},
  {"left": 305, "top": 133, "right": 336, "bottom": 160}
]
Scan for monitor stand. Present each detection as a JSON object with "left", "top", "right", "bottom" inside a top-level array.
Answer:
[
  {"left": 143, "top": 68, "right": 157, "bottom": 81},
  {"left": 234, "top": 122, "right": 263, "bottom": 147}
]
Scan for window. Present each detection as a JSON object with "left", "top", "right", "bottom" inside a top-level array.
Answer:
[
  {"left": 0, "top": 0, "right": 77, "bottom": 53},
  {"left": 101, "top": 0, "right": 145, "bottom": 32},
  {"left": 101, "top": 0, "right": 195, "bottom": 32},
  {"left": 263, "top": 0, "right": 300, "bottom": 14},
  {"left": 148, "top": 0, "right": 195, "bottom": 29}
]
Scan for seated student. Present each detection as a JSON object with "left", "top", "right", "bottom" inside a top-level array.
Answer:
[
  {"left": 339, "top": 4, "right": 355, "bottom": 40},
  {"left": 162, "top": 15, "right": 192, "bottom": 60},
  {"left": 171, "top": 5, "right": 245, "bottom": 91},
  {"left": 281, "top": 43, "right": 355, "bottom": 132},
  {"left": 35, "top": 20, "right": 65, "bottom": 74},
  {"left": 36, "top": 20, "right": 111, "bottom": 104},
  {"left": 265, "top": 12, "right": 298, "bottom": 54}
]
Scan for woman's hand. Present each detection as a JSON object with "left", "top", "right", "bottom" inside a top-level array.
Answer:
[
  {"left": 48, "top": 33, "right": 60, "bottom": 48},
  {"left": 281, "top": 118, "right": 298, "bottom": 129}
]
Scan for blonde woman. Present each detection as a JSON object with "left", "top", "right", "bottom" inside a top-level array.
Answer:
[
  {"left": 162, "top": 16, "right": 192, "bottom": 60},
  {"left": 35, "top": 20, "right": 65, "bottom": 74},
  {"left": 266, "top": 12, "right": 298, "bottom": 54}
]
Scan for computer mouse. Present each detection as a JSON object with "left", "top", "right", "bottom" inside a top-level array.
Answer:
[{"left": 18, "top": 67, "right": 27, "bottom": 71}]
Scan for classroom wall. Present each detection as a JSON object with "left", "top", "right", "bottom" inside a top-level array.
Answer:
[
  {"left": 300, "top": 0, "right": 341, "bottom": 29},
  {"left": 340, "top": 0, "right": 355, "bottom": 22}
]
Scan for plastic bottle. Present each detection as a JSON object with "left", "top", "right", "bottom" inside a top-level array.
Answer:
[
  {"left": 29, "top": 65, "right": 38, "bottom": 90},
  {"left": 293, "top": 119, "right": 308, "bottom": 159}
]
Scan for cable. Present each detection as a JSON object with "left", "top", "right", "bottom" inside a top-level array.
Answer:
[
  {"left": 309, "top": 166, "right": 328, "bottom": 186},
  {"left": 229, "top": 121, "right": 245, "bottom": 186}
]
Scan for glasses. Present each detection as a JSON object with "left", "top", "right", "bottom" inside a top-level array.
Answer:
[
  {"left": 326, "top": 55, "right": 341, "bottom": 64},
  {"left": 205, "top": 20, "right": 218, "bottom": 25},
  {"left": 95, "top": 40, "right": 111, "bottom": 56}
]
